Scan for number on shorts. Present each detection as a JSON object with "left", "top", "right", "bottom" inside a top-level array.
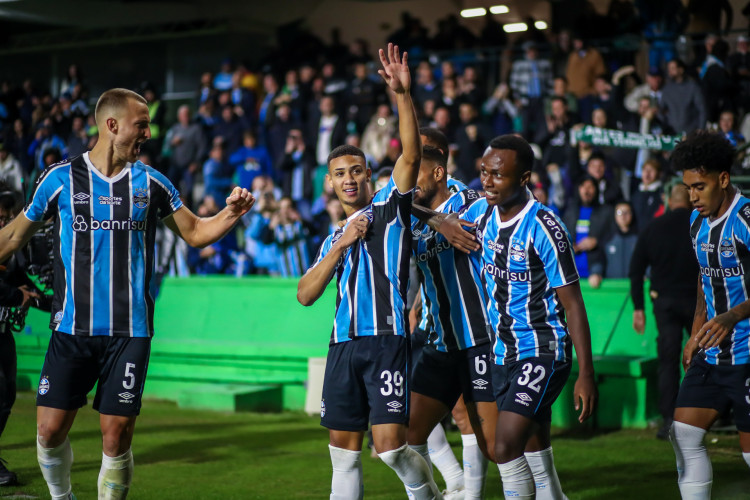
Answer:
[
  {"left": 474, "top": 355, "right": 487, "bottom": 375},
  {"left": 517, "top": 363, "right": 546, "bottom": 393},
  {"left": 123, "top": 363, "right": 136, "bottom": 390},
  {"left": 380, "top": 370, "right": 404, "bottom": 397}
]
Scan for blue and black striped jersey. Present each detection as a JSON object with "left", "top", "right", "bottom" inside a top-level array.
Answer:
[
  {"left": 690, "top": 191, "right": 750, "bottom": 365},
  {"left": 411, "top": 188, "right": 490, "bottom": 352},
  {"left": 311, "top": 176, "right": 412, "bottom": 345},
  {"left": 461, "top": 197, "right": 579, "bottom": 365},
  {"left": 273, "top": 221, "right": 310, "bottom": 278},
  {"left": 24, "top": 153, "right": 182, "bottom": 338}
]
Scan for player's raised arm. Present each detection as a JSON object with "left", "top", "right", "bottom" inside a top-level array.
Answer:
[
  {"left": 164, "top": 187, "right": 254, "bottom": 248},
  {"left": 555, "top": 282, "right": 598, "bottom": 422},
  {"left": 378, "top": 43, "right": 420, "bottom": 194}
]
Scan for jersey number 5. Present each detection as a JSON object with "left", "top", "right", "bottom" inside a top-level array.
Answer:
[
  {"left": 123, "top": 363, "right": 136, "bottom": 390},
  {"left": 517, "top": 363, "right": 546, "bottom": 393}
]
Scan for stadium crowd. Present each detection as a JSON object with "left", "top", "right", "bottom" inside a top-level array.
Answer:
[{"left": 0, "top": 4, "right": 748, "bottom": 283}]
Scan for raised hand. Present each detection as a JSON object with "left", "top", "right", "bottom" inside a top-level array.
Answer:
[{"left": 378, "top": 43, "right": 410, "bottom": 94}]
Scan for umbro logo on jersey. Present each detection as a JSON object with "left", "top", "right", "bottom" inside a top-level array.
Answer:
[
  {"left": 515, "top": 392, "right": 532, "bottom": 406},
  {"left": 386, "top": 401, "right": 403, "bottom": 413},
  {"left": 118, "top": 392, "right": 135, "bottom": 403},
  {"left": 72, "top": 192, "right": 90, "bottom": 204},
  {"left": 473, "top": 378, "right": 488, "bottom": 389}
]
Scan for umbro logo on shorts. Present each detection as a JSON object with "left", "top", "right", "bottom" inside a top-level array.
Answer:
[
  {"left": 515, "top": 392, "right": 532, "bottom": 406},
  {"left": 386, "top": 401, "right": 403, "bottom": 413},
  {"left": 118, "top": 392, "right": 136, "bottom": 403},
  {"left": 473, "top": 378, "right": 488, "bottom": 389}
]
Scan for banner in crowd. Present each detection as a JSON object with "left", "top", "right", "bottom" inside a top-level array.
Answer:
[{"left": 572, "top": 126, "right": 681, "bottom": 151}]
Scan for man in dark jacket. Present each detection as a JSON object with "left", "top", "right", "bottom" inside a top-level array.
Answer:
[
  {"left": 277, "top": 128, "right": 316, "bottom": 221},
  {"left": 629, "top": 184, "right": 698, "bottom": 439}
]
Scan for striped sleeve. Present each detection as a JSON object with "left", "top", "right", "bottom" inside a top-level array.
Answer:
[
  {"left": 458, "top": 196, "right": 488, "bottom": 224},
  {"left": 373, "top": 175, "right": 411, "bottom": 228},
  {"left": 311, "top": 231, "right": 337, "bottom": 270},
  {"left": 147, "top": 167, "right": 183, "bottom": 219},
  {"left": 735, "top": 202, "right": 750, "bottom": 244},
  {"left": 24, "top": 163, "right": 66, "bottom": 221},
  {"left": 534, "top": 208, "right": 579, "bottom": 288}
]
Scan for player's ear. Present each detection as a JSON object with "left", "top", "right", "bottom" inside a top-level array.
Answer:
[
  {"left": 106, "top": 117, "right": 118, "bottom": 134},
  {"left": 719, "top": 171, "right": 730, "bottom": 189},
  {"left": 434, "top": 165, "right": 445, "bottom": 182},
  {"left": 326, "top": 173, "right": 333, "bottom": 189},
  {"left": 519, "top": 169, "right": 532, "bottom": 187},
  {"left": 366, "top": 167, "right": 372, "bottom": 183}
]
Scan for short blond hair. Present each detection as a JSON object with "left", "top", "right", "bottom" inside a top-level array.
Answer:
[{"left": 94, "top": 88, "right": 147, "bottom": 124}]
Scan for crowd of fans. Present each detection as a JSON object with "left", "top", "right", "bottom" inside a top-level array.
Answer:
[{"left": 1, "top": 2, "right": 749, "bottom": 282}]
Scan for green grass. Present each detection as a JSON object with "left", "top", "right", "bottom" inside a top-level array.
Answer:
[{"left": 0, "top": 393, "right": 748, "bottom": 499}]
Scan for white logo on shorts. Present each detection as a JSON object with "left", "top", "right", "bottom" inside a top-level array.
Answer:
[
  {"left": 38, "top": 377, "right": 50, "bottom": 395},
  {"left": 320, "top": 399, "right": 326, "bottom": 417},
  {"left": 473, "top": 378, "right": 488, "bottom": 389},
  {"left": 386, "top": 401, "right": 403, "bottom": 413},
  {"left": 515, "top": 392, "right": 532, "bottom": 406},
  {"left": 118, "top": 392, "right": 135, "bottom": 403}
]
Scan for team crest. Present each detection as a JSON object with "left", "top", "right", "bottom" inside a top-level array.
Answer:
[
  {"left": 133, "top": 188, "right": 149, "bottom": 209},
  {"left": 320, "top": 399, "right": 326, "bottom": 417},
  {"left": 720, "top": 237, "right": 735, "bottom": 258},
  {"left": 38, "top": 376, "right": 50, "bottom": 395},
  {"left": 509, "top": 241, "right": 526, "bottom": 262}
]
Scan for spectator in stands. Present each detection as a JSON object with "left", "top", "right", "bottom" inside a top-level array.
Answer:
[
  {"left": 630, "top": 159, "right": 664, "bottom": 232},
  {"left": 661, "top": 58, "right": 706, "bottom": 134},
  {"left": 539, "top": 96, "right": 575, "bottom": 170},
  {"left": 6, "top": 119, "right": 32, "bottom": 174},
  {"left": 164, "top": 105, "right": 205, "bottom": 204},
  {"left": 603, "top": 201, "right": 638, "bottom": 278},
  {"left": 361, "top": 103, "right": 397, "bottom": 166},
  {"left": 482, "top": 83, "right": 518, "bottom": 136},
  {"left": 28, "top": 119, "right": 66, "bottom": 172},
  {"left": 717, "top": 109, "right": 746, "bottom": 148},
  {"left": 346, "top": 62, "right": 381, "bottom": 133},
  {"left": 266, "top": 103, "right": 297, "bottom": 167},
  {"left": 203, "top": 138, "right": 234, "bottom": 205},
  {"left": 453, "top": 102, "right": 493, "bottom": 184},
  {"left": 198, "top": 71, "right": 216, "bottom": 106},
  {"left": 230, "top": 130, "right": 272, "bottom": 191},
  {"left": 261, "top": 197, "right": 311, "bottom": 278},
  {"left": 140, "top": 84, "right": 166, "bottom": 163},
  {"left": 563, "top": 176, "right": 614, "bottom": 289},
  {"left": 623, "top": 66, "right": 664, "bottom": 114},
  {"left": 729, "top": 35, "right": 750, "bottom": 115},
  {"left": 187, "top": 196, "right": 239, "bottom": 274},
  {"left": 66, "top": 115, "right": 89, "bottom": 159},
  {"left": 565, "top": 34, "right": 607, "bottom": 99},
  {"left": 312, "top": 196, "right": 345, "bottom": 250},
  {"left": 586, "top": 152, "right": 623, "bottom": 206},
  {"left": 258, "top": 73, "right": 280, "bottom": 139},
  {"left": 457, "top": 65, "right": 484, "bottom": 107},
  {"left": 277, "top": 128, "right": 315, "bottom": 221},
  {"left": 545, "top": 76, "right": 579, "bottom": 118},
  {"left": 414, "top": 61, "right": 441, "bottom": 107},
  {"left": 701, "top": 39, "right": 735, "bottom": 123},
  {"left": 229, "top": 71, "right": 256, "bottom": 128},
  {"left": 636, "top": 0, "right": 688, "bottom": 70},
  {"left": 509, "top": 41, "right": 553, "bottom": 141},
  {"left": 213, "top": 58, "right": 234, "bottom": 91},
  {"left": 0, "top": 142, "right": 25, "bottom": 197},
  {"left": 213, "top": 103, "right": 245, "bottom": 154},
  {"left": 309, "top": 95, "right": 346, "bottom": 167},
  {"left": 59, "top": 63, "right": 83, "bottom": 97},
  {"left": 276, "top": 69, "right": 303, "bottom": 124},
  {"left": 630, "top": 184, "right": 698, "bottom": 439},
  {"left": 430, "top": 106, "right": 454, "bottom": 144}
]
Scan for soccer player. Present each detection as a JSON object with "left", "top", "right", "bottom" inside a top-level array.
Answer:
[
  {"left": 672, "top": 130, "right": 750, "bottom": 499},
  {"left": 0, "top": 88, "right": 254, "bottom": 500},
  {"left": 407, "top": 144, "right": 498, "bottom": 499},
  {"left": 429, "top": 135, "right": 597, "bottom": 499},
  {"left": 297, "top": 44, "right": 442, "bottom": 499}
]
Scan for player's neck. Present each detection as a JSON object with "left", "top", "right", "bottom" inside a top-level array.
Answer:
[
  {"left": 89, "top": 142, "right": 127, "bottom": 178},
  {"left": 429, "top": 185, "right": 451, "bottom": 210},
  {"left": 496, "top": 190, "right": 530, "bottom": 222},
  {"left": 710, "top": 184, "right": 737, "bottom": 222}
]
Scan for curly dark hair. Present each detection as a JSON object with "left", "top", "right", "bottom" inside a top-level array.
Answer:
[{"left": 670, "top": 130, "right": 735, "bottom": 174}]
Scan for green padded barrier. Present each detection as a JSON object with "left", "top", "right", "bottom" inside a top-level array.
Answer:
[{"left": 17, "top": 277, "right": 666, "bottom": 427}]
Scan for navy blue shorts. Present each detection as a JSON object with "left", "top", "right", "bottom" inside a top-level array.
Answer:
[
  {"left": 411, "top": 343, "right": 494, "bottom": 408},
  {"left": 492, "top": 357, "right": 571, "bottom": 423},
  {"left": 675, "top": 356, "right": 750, "bottom": 432},
  {"left": 321, "top": 335, "right": 409, "bottom": 431},
  {"left": 410, "top": 327, "right": 430, "bottom": 378},
  {"left": 37, "top": 331, "right": 151, "bottom": 416}
]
